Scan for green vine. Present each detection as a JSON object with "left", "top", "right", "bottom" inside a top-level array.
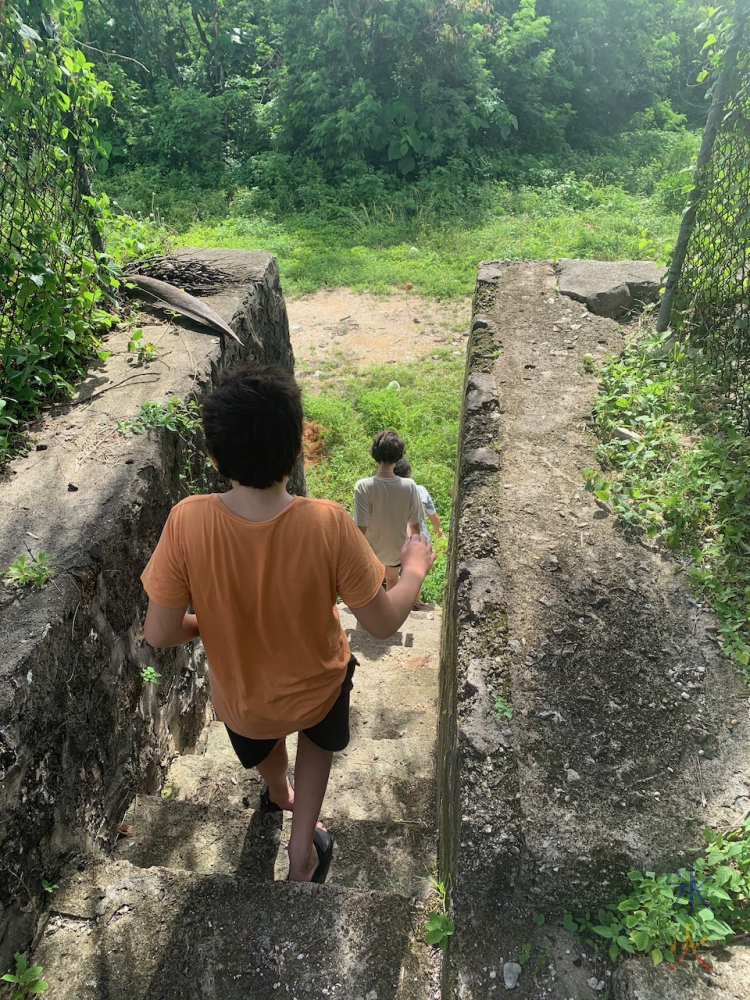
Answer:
[{"left": 0, "top": 0, "right": 117, "bottom": 464}]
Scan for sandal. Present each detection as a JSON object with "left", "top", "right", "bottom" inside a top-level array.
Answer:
[
  {"left": 311, "top": 826, "right": 333, "bottom": 884},
  {"left": 259, "top": 778, "right": 294, "bottom": 814}
]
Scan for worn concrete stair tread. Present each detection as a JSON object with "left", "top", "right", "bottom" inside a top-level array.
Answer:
[
  {"left": 35, "top": 857, "right": 436, "bottom": 1000},
  {"left": 166, "top": 724, "right": 435, "bottom": 822},
  {"left": 114, "top": 794, "right": 434, "bottom": 895}
]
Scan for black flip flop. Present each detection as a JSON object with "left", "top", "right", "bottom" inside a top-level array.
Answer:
[
  {"left": 259, "top": 778, "right": 294, "bottom": 814},
  {"left": 311, "top": 826, "right": 333, "bottom": 884}
]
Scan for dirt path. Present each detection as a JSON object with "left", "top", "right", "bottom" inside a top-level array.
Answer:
[{"left": 286, "top": 289, "right": 471, "bottom": 369}]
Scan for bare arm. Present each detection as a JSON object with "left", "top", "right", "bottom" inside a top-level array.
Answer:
[
  {"left": 428, "top": 513, "right": 443, "bottom": 537},
  {"left": 144, "top": 600, "right": 200, "bottom": 648},
  {"left": 407, "top": 522, "right": 420, "bottom": 535},
  {"left": 358, "top": 524, "right": 367, "bottom": 536},
  {"left": 349, "top": 534, "right": 435, "bottom": 639}
]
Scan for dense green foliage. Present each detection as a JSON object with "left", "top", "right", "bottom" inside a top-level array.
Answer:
[
  {"left": 587, "top": 329, "right": 750, "bottom": 671},
  {"left": 0, "top": 0, "right": 116, "bottom": 462},
  {"left": 302, "top": 351, "right": 464, "bottom": 603},
  {"left": 77, "top": 0, "right": 711, "bottom": 222}
]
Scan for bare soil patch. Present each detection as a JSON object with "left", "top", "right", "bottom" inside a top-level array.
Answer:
[
  {"left": 286, "top": 288, "right": 471, "bottom": 369},
  {"left": 302, "top": 420, "right": 325, "bottom": 465}
]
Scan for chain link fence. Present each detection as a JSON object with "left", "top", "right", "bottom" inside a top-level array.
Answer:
[
  {"left": 666, "top": 10, "right": 750, "bottom": 424},
  {"left": 0, "top": 1, "right": 109, "bottom": 456}
]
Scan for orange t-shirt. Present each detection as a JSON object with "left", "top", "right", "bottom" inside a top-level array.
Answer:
[{"left": 140, "top": 494, "right": 384, "bottom": 739}]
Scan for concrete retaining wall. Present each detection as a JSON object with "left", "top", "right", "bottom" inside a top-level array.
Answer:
[{"left": 439, "top": 260, "right": 750, "bottom": 999}]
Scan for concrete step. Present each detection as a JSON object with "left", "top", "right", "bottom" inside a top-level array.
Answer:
[
  {"left": 114, "top": 794, "right": 435, "bottom": 896},
  {"left": 34, "top": 857, "right": 440, "bottom": 1000},
  {"left": 110, "top": 606, "right": 440, "bottom": 897},
  {"left": 161, "top": 722, "right": 435, "bottom": 824}
]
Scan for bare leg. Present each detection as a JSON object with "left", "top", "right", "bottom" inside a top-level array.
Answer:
[
  {"left": 287, "top": 732, "right": 333, "bottom": 882},
  {"left": 384, "top": 565, "right": 400, "bottom": 591},
  {"left": 255, "top": 738, "right": 294, "bottom": 810}
]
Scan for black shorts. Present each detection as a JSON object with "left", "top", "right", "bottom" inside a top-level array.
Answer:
[{"left": 225, "top": 656, "right": 358, "bottom": 769}]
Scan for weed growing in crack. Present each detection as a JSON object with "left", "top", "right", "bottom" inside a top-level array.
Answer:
[
  {"left": 117, "top": 397, "right": 214, "bottom": 495},
  {"left": 492, "top": 694, "right": 513, "bottom": 719},
  {"left": 117, "top": 397, "right": 201, "bottom": 437},
  {"left": 532, "top": 946, "right": 552, "bottom": 976},
  {"left": 564, "top": 818, "right": 750, "bottom": 968},
  {"left": 140, "top": 666, "right": 161, "bottom": 685},
  {"left": 424, "top": 911, "right": 455, "bottom": 950},
  {"left": 423, "top": 870, "right": 455, "bottom": 950},
  {"left": 587, "top": 328, "right": 750, "bottom": 673},
  {"left": 2, "top": 954, "right": 49, "bottom": 998},
  {"left": 3, "top": 552, "right": 52, "bottom": 589},
  {"left": 40, "top": 880, "right": 57, "bottom": 894},
  {"left": 126, "top": 328, "right": 157, "bottom": 365}
]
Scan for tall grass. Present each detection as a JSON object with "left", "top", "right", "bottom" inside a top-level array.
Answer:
[
  {"left": 181, "top": 182, "right": 681, "bottom": 299},
  {"left": 303, "top": 351, "right": 464, "bottom": 603}
]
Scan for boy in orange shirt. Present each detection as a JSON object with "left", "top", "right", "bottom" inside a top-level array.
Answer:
[{"left": 141, "top": 364, "right": 435, "bottom": 883}]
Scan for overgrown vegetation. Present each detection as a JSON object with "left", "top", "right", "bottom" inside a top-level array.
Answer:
[
  {"left": 0, "top": 0, "right": 119, "bottom": 465},
  {"left": 78, "top": 0, "right": 710, "bottom": 221},
  {"left": 180, "top": 179, "right": 683, "bottom": 298},
  {"left": 303, "top": 352, "right": 463, "bottom": 603},
  {"left": 567, "top": 819, "right": 750, "bottom": 968},
  {"left": 586, "top": 328, "right": 750, "bottom": 671}
]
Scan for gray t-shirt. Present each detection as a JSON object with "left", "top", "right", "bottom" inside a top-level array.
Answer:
[
  {"left": 416, "top": 484, "right": 437, "bottom": 537},
  {"left": 353, "top": 475, "right": 422, "bottom": 567}
]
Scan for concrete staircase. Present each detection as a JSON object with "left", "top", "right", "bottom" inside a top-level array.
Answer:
[{"left": 32, "top": 608, "right": 443, "bottom": 1000}]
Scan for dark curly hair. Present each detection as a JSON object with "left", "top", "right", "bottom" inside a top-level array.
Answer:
[
  {"left": 202, "top": 363, "right": 303, "bottom": 488},
  {"left": 370, "top": 429, "right": 405, "bottom": 464}
]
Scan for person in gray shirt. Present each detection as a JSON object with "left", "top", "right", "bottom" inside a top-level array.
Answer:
[{"left": 354, "top": 430, "right": 423, "bottom": 590}]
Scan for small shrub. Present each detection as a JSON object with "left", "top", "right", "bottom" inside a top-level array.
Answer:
[
  {"left": 566, "top": 820, "right": 750, "bottom": 967},
  {"left": 2, "top": 953, "right": 49, "bottom": 998},
  {"left": 3, "top": 552, "right": 53, "bottom": 589}
]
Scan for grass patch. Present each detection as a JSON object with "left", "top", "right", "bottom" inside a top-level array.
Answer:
[
  {"left": 302, "top": 351, "right": 463, "bottom": 603},
  {"left": 587, "top": 328, "right": 750, "bottom": 671},
  {"left": 180, "top": 184, "right": 680, "bottom": 299}
]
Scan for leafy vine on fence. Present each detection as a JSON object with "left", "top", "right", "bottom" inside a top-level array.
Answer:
[{"left": 0, "top": 0, "right": 117, "bottom": 464}]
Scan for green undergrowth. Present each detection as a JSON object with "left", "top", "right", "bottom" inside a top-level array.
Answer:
[
  {"left": 179, "top": 183, "right": 680, "bottom": 299},
  {"left": 303, "top": 351, "right": 463, "bottom": 604},
  {"left": 586, "top": 328, "right": 750, "bottom": 671},
  {"left": 567, "top": 820, "right": 750, "bottom": 968},
  {"left": 117, "top": 396, "right": 213, "bottom": 495}
]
